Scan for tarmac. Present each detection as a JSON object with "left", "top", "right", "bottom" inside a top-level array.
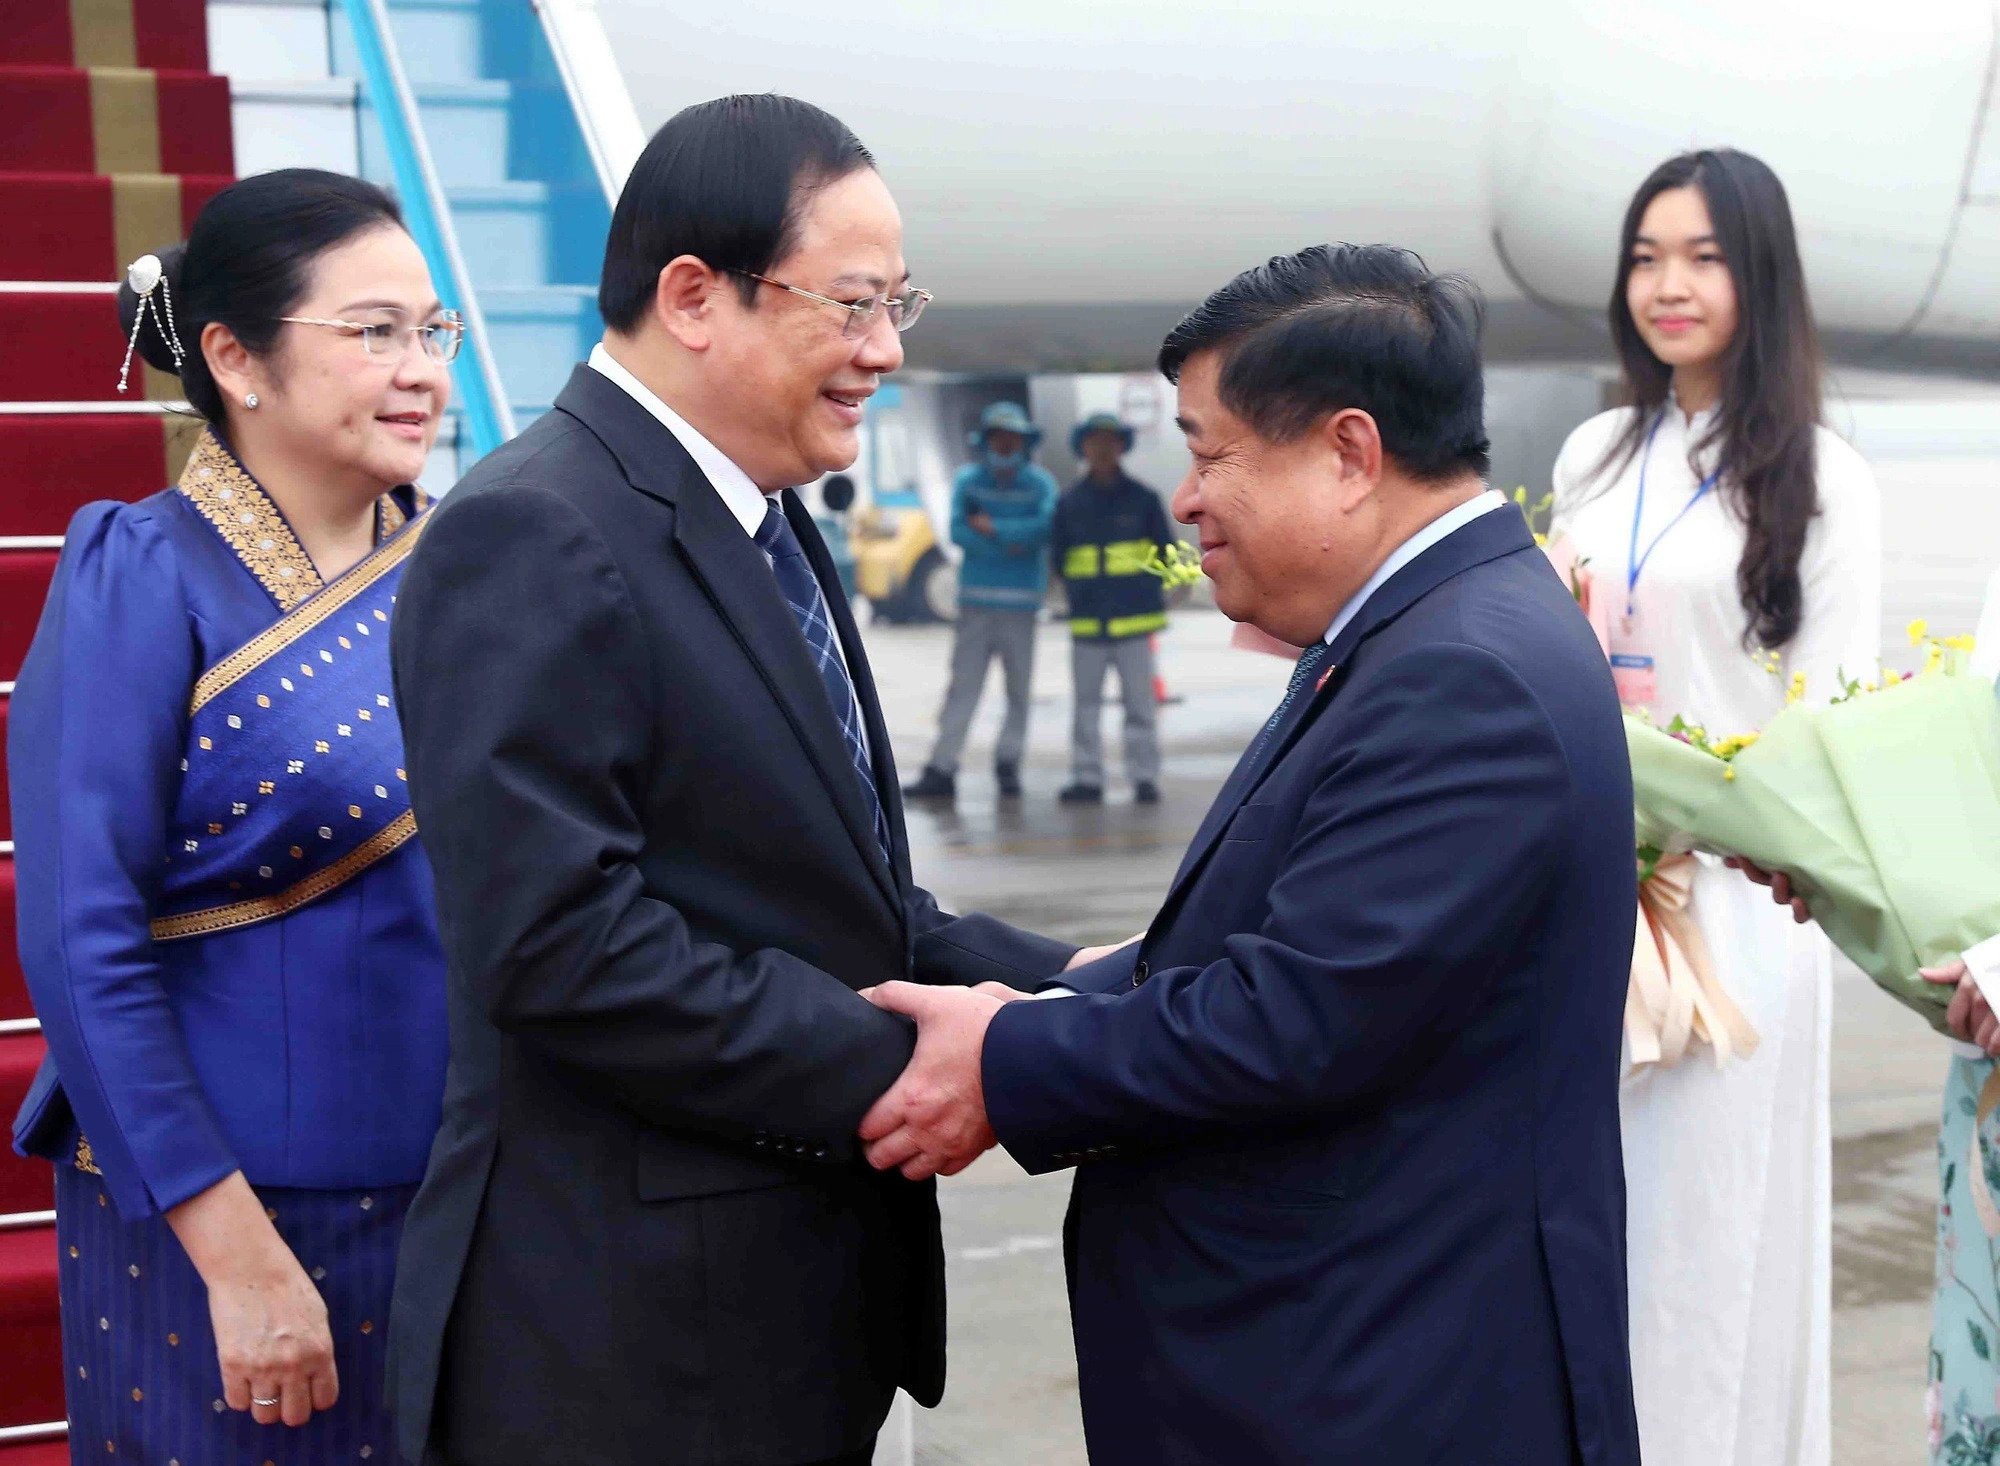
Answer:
[{"left": 861, "top": 605, "right": 1950, "bottom": 1466}]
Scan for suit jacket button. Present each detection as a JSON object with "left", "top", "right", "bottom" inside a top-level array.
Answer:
[
  {"left": 813, "top": 1144, "right": 831, "bottom": 1160},
  {"left": 1131, "top": 961, "right": 1149, "bottom": 988}
]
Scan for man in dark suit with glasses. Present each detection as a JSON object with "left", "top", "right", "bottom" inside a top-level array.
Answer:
[{"left": 386, "top": 94, "right": 1075, "bottom": 1466}]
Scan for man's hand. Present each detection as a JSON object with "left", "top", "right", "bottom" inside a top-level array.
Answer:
[
  {"left": 858, "top": 982, "right": 1013, "bottom": 1179},
  {"left": 1066, "top": 934, "right": 1142, "bottom": 971},
  {"left": 1924, "top": 958, "right": 2000, "bottom": 1055},
  {"left": 1723, "top": 856, "right": 1810, "bottom": 924}
]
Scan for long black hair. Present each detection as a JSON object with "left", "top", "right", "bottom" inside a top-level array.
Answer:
[
  {"left": 117, "top": 168, "right": 404, "bottom": 429},
  {"left": 1596, "top": 148, "right": 1822, "bottom": 649}
]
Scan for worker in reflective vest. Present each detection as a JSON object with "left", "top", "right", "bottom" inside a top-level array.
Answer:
[{"left": 1052, "top": 412, "right": 1175, "bottom": 805}]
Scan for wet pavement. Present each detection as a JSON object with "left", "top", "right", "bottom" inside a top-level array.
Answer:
[{"left": 861, "top": 606, "right": 1953, "bottom": 1466}]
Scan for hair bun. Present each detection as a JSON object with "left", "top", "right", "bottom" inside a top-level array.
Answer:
[{"left": 116, "top": 242, "right": 188, "bottom": 376}]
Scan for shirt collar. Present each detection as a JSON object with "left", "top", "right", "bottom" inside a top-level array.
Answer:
[
  {"left": 588, "top": 341, "right": 773, "bottom": 537},
  {"left": 1322, "top": 489, "right": 1509, "bottom": 646}
]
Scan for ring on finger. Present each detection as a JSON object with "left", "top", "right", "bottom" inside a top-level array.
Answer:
[{"left": 252, "top": 1395, "right": 280, "bottom": 1408}]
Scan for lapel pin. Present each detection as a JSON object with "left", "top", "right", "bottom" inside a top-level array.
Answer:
[{"left": 1316, "top": 665, "right": 1337, "bottom": 692}]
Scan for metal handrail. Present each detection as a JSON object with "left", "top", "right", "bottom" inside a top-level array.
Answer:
[
  {"left": 0, "top": 1018, "right": 41, "bottom": 1036},
  {"left": 338, "top": 0, "right": 516, "bottom": 456},
  {"left": 0, "top": 1210, "right": 56, "bottom": 1232},
  {"left": 530, "top": 0, "right": 646, "bottom": 204},
  {"left": 0, "top": 1422, "right": 67, "bottom": 1444}
]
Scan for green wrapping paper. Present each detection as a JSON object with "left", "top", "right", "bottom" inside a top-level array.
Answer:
[{"left": 1624, "top": 673, "right": 2000, "bottom": 1033}]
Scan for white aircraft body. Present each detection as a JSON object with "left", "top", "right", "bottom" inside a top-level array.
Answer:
[{"left": 598, "top": 0, "right": 2000, "bottom": 371}]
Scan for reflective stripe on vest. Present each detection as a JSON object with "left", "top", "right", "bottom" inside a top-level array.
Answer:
[
  {"left": 1063, "top": 544, "right": 1102, "bottom": 578},
  {"left": 1106, "top": 611, "right": 1168, "bottom": 638},
  {"left": 1103, "top": 539, "right": 1157, "bottom": 576}
]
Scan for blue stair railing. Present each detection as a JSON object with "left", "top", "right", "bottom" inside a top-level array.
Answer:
[
  {"left": 333, "top": 0, "right": 625, "bottom": 464},
  {"left": 336, "top": 0, "right": 513, "bottom": 460}
]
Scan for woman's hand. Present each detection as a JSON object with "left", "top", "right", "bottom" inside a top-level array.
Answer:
[
  {"left": 165, "top": 1171, "right": 338, "bottom": 1427},
  {"left": 1923, "top": 958, "right": 2000, "bottom": 1056},
  {"left": 1723, "top": 856, "right": 1811, "bottom": 924}
]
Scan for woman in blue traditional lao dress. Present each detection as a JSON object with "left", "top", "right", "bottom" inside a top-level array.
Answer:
[{"left": 7, "top": 169, "right": 457, "bottom": 1464}]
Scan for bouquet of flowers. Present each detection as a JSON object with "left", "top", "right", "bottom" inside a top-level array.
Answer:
[{"left": 1623, "top": 627, "right": 2000, "bottom": 1037}]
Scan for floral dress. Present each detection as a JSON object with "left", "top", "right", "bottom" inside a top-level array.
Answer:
[
  {"left": 1931, "top": 572, "right": 2000, "bottom": 1464},
  {"left": 1932, "top": 1056, "right": 2000, "bottom": 1462}
]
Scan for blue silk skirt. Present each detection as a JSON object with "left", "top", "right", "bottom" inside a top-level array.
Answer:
[{"left": 54, "top": 1158, "right": 415, "bottom": 1465}]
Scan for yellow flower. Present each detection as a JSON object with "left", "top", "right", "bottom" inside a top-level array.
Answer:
[
  {"left": 1785, "top": 671, "right": 1807, "bottom": 705},
  {"left": 1724, "top": 767, "right": 1736, "bottom": 782},
  {"left": 1926, "top": 643, "right": 1945, "bottom": 674},
  {"left": 1908, "top": 618, "right": 1929, "bottom": 647}
]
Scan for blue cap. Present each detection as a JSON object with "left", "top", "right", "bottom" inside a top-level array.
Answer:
[
  {"left": 1070, "top": 412, "right": 1134, "bottom": 456},
  {"left": 968, "top": 400, "right": 1042, "bottom": 451}
]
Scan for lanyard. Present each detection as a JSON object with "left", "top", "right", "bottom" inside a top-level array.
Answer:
[{"left": 1627, "top": 412, "right": 1720, "bottom": 617}]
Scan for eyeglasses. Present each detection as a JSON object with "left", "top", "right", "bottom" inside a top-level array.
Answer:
[
  {"left": 279, "top": 311, "right": 465, "bottom": 363},
  {"left": 727, "top": 270, "right": 931, "bottom": 337}
]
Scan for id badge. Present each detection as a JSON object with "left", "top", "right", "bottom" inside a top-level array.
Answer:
[
  {"left": 1610, "top": 652, "right": 1658, "bottom": 709},
  {"left": 1609, "top": 604, "right": 1658, "bottom": 710},
  {"left": 1610, "top": 654, "right": 1657, "bottom": 708}
]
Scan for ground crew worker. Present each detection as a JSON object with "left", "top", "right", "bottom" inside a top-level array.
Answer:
[
  {"left": 904, "top": 400, "right": 1059, "bottom": 803},
  {"left": 1051, "top": 412, "right": 1174, "bottom": 805}
]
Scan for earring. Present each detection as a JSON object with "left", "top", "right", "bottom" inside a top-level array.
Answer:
[{"left": 244, "top": 393, "right": 259, "bottom": 409}]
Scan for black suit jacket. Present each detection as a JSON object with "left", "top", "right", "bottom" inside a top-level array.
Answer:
[{"left": 386, "top": 365, "right": 1075, "bottom": 1466}]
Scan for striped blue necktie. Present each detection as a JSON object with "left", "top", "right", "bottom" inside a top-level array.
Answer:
[
  {"left": 1246, "top": 640, "right": 1333, "bottom": 770},
  {"left": 755, "top": 500, "right": 892, "bottom": 860}
]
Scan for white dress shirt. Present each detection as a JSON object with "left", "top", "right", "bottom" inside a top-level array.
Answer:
[
  {"left": 1321, "top": 488, "right": 1508, "bottom": 647},
  {"left": 588, "top": 342, "right": 771, "bottom": 535},
  {"left": 586, "top": 342, "right": 868, "bottom": 742}
]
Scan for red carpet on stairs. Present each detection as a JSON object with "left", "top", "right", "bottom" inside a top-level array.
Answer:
[
  {"left": 0, "top": 414, "right": 202, "bottom": 534},
  {"left": 0, "top": 1443, "right": 69, "bottom": 1466},
  {"left": 0, "top": 171, "right": 229, "bottom": 282},
  {"left": 5, "top": 0, "right": 207, "bottom": 70},
  {"left": 0, "top": 865, "right": 24, "bottom": 1014},
  {"left": 0, "top": 1225, "right": 64, "bottom": 1431},
  {"left": 0, "top": 290, "right": 180, "bottom": 403},
  {"left": 0, "top": 67, "right": 232, "bottom": 176},
  {"left": 0, "top": 555, "right": 62, "bottom": 692},
  {"left": 1, "top": 0, "right": 237, "bottom": 1448},
  {"left": 0, "top": 1038, "right": 51, "bottom": 1216}
]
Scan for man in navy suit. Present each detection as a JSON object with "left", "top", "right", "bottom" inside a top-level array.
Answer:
[{"left": 860, "top": 244, "right": 1642, "bottom": 1464}]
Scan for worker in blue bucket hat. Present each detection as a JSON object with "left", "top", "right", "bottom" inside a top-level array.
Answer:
[{"left": 904, "top": 400, "right": 1059, "bottom": 803}]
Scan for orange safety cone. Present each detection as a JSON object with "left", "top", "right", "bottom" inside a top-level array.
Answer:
[{"left": 1151, "top": 635, "right": 1180, "bottom": 704}]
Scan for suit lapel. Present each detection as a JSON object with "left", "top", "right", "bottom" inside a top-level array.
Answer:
[
  {"left": 1145, "top": 506, "right": 1537, "bottom": 947},
  {"left": 552, "top": 368, "right": 900, "bottom": 915}
]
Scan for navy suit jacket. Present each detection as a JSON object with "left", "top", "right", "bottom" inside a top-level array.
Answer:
[{"left": 983, "top": 507, "right": 1641, "bottom": 1466}]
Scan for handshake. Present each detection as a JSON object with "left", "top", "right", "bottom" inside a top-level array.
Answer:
[{"left": 856, "top": 936, "right": 1137, "bottom": 1179}]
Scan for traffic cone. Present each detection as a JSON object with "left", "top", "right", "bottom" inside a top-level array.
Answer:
[{"left": 1152, "top": 635, "right": 1181, "bottom": 705}]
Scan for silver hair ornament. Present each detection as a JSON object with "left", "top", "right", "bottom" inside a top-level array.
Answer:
[{"left": 117, "top": 253, "right": 187, "bottom": 394}]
